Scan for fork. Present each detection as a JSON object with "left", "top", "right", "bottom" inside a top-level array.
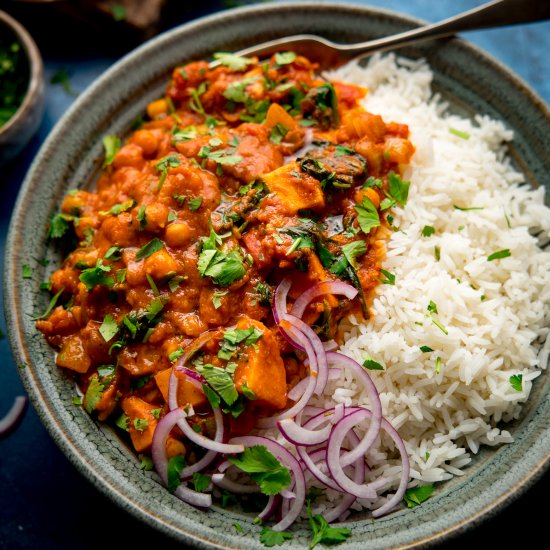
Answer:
[{"left": 235, "top": 0, "right": 550, "bottom": 69}]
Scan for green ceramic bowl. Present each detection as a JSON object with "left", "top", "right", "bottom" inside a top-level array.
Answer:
[{"left": 5, "top": 2, "right": 550, "bottom": 548}]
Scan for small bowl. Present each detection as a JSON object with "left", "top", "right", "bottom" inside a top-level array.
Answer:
[{"left": 0, "top": 10, "right": 45, "bottom": 165}]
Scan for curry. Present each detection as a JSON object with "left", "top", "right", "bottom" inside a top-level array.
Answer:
[{"left": 36, "top": 51, "right": 414, "bottom": 462}]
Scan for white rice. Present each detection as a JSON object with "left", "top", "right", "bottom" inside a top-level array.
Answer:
[{"left": 267, "top": 54, "right": 550, "bottom": 515}]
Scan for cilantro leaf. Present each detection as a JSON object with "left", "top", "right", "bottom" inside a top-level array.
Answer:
[
  {"left": 188, "top": 197, "right": 203, "bottom": 211},
  {"left": 380, "top": 268, "right": 395, "bottom": 285},
  {"left": 387, "top": 171, "right": 410, "bottom": 207},
  {"left": 269, "top": 123, "right": 288, "bottom": 145},
  {"left": 229, "top": 445, "right": 291, "bottom": 496},
  {"left": 33, "top": 287, "right": 65, "bottom": 320},
  {"left": 167, "top": 455, "right": 185, "bottom": 493},
  {"left": 202, "top": 383, "right": 221, "bottom": 409},
  {"left": 133, "top": 417, "right": 149, "bottom": 432},
  {"left": 487, "top": 249, "right": 511, "bottom": 262},
  {"left": 362, "top": 356, "right": 384, "bottom": 371},
  {"left": 419, "top": 345, "right": 434, "bottom": 353},
  {"left": 102, "top": 134, "right": 121, "bottom": 167},
  {"left": 48, "top": 212, "right": 75, "bottom": 239},
  {"left": 274, "top": 51, "right": 296, "bottom": 66},
  {"left": 99, "top": 313, "right": 119, "bottom": 342},
  {"left": 79, "top": 260, "right": 115, "bottom": 290},
  {"left": 422, "top": 225, "right": 435, "bottom": 237},
  {"left": 341, "top": 240, "right": 367, "bottom": 269},
  {"left": 135, "top": 238, "right": 164, "bottom": 261},
  {"left": 403, "top": 484, "right": 435, "bottom": 508},
  {"left": 307, "top": 503, "right": 351, "bottom": 549},
  {"left": 192, "top": 472, "right": 211, "bottom": 492},
  {"left": 260, "top": 527, "right": 293, "bottom": 547},
  {"left": 196, "top": 363, "right": 238, "bottom": 406},
  {"left": 210, "top": 52, "right": 254, "bottom": 71},
  {"left": 100, "top": 199, "right": 134, "bottom": 216},
  {"left": 355, "top": 196, "right": 380, "bottom": 235},
  {"left": 509, "top": 373, "right": 523, "bottom": 392}
]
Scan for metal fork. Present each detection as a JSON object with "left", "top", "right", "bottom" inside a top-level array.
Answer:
[{"left": 236, "top": 0, "right": 550, "bottom": 69}]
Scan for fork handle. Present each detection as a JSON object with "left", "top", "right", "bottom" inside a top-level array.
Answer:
[{"left": 342, "top": 0, "right": 550, "bottom": 56}]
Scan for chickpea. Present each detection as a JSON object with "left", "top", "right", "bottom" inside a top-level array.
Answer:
[
  {"left": 131, "top": 129, "right": 159, "bottom": 157},
  {"left": 165, "top": 222, "right": 194, "bottom": 247},
  {"left": 146, "top": 98, "right": 168, "bottom": 119}
]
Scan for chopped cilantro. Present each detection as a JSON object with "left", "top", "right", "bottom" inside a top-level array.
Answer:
[
  {"left": 100, "top": 199, "right": 134, "bottom": 216},
  {"left": 269, "top": 123, "right": 288, "bottom": 145},
  {"left": 449, "top": 127, "right": 470, "bottom": 139},
  {"left": 341, "top": 240, "right": 367, "bottom": 269},
  {"left": 355, "top": 196, "right": 380, "bottom": 235},
  {"left": 210, "top": 52, "right": 254, "bottom": 71},
  {"left": 99, "top": 313, "right": 119, "bottom": 342},
  {"left": 380, "top": 171, "right": 410, "bottom": 210},
  {"left": 453, "top": 204, "right": 484, "bottom": 211},
  {"left": 307, "top": 502, "right": 351, "bottom": 549},
  {"left": 22, "top": 264, "right": 32, "bottom": 279},
  {"left": 419, "top": 346, "right": 434, "bottom": 353},
  {"left": 167, "top": 455, "right": 185, "bottom": 492},
  {"left": 169, "top": 347, "right": 184, "bottom": 362},
  {"left": 135, "top": 238, "right": 164, "bottom": 261},
  {"left": 212, "top": 289, "right": 228, "bottom": 309},
  {"left": 422, "top": 225, "right": 435, "bottom": 237},
  {"left": 33, "top": 287, "right": 65, "bottom": 320},
  {"left": 140, "top": 455, "right": 154, "bottom": 471},
  {"left": 335, "top": 144, "right": 355, "bottom": 156},
  {"left": 192, "top": 472, "right": 211, "bottom": 492},
  {"left": 362, "top": 356, "right": 384, "bottom": 371},
  {"left": 133, "top": 418, "right": 149, "bottom": 432},
  {"left": 196, "top": 363, "right": 238, "bottom": 406},
  {"left": 487, "top": 249, "right": 511, "bottom": 261},
  {"left": 229, "top": 445, "right": 291, "bottom": 496},
  {"left": 274, "top": 51, "right": 296, "bottom": 66},
  {"left": 241, "top": 382, "right": 256, "bottom": 400},
  {"left": 380, "top": 268, "right": 395, "bottom": 285},
  {"left": 202, "top": 383, "right": 221, "bottom": 409},
  {"left": 155, "top": 155, "right": 181, "bottom": 190},
  {"left": 260, "top": 527, "right": 293, "bottom": 547},
  {"left": 48, "top": 212, "right": 75, "bottom": 239},
  {"left": 146, "top": 273, "right": 159, "bottom": 296},
  {"left": 102, "top": 134, "right": 121, "bottom": 167},
  {"left": 509, "top": 373, "right": 523, "bottom": 392},
  {"left": 188, "top": 197, "right": 203, "bottom": 212},
  {"left": 434, "top": 245, "right": 441, "bottom": 261},
  {"left": 403, "top": 484, "right": 435, "bottom": 508},
  {"left": 79, "top": 260, "right": 115, "bottom": 290},
  {"left": 435, "top": 356, "right": 442, "bottom": 374},
  {"left": 104, "top": 246, "right": 122, "bottom": 260}
]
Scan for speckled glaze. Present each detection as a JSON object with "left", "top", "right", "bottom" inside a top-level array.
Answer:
[{"left": 4, "top": 2, "right": 550, "bottom": 548}]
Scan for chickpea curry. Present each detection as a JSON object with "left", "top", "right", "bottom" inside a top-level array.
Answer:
[{"left": 36, "top": 51, "right": 414, "bottom": 461}]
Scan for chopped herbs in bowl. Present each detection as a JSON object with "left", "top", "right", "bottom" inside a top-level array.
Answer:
[{"left": 0, "top": 10, "right": 44, "bottom": 165}]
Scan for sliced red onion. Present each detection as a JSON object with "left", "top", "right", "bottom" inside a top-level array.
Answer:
[
  {"left": 229, "top": 435, "right": 305, "bottom": 532},
  {"left": 290, "top": 281, "right": 358, "bottom": 318},
  {"left": 256, "top": 326, "right": 318, "bottom": 429},
  {"left": 0, "top": 396, "right": 27, "bottom": 437},
  {"left": 326, "top": 352, "right": 382, "bottom": 467},
  {"left": 288, "top": 368, "right": 341, "bottom": 403},
  {"left": 258, "top": 495, "right": 279, "bottom": 522},
  {"left": 322, "top": 428, "right": 363, "bottom": 523},
  {"left": 211, "top": 472, "right": 260, "bottom": 494},
  {"left": 280, "top": 488, "right": 296, "bottom": 500},
  {"left": 323, "top": 339, "right": 339, "bottom": 351},
  {"left": 176, "top": 406, "right": 244, "bottom": 455},
  {"left": 151, "top": 408, "right": 212, "bottom": 508},
  {"left": 169, "top": 331, "right": 218, "bottom": 410}
]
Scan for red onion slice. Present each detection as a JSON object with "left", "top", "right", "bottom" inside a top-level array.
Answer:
[
  {"left": 256, "top": 326, "right": 318, "bottom": 429},
  {"left": 288, "top": 368, "right": 341, "bottom": 402},
  {"left": 290, "top": 281, "right": 358, "bottom": 318},
  {"left": 326, "top": 352, "right": 383, "bottom": 467},
  {"left": 258, "top": 495, "right": 279, "bottom": 522},
  {"left": 151, "top": 408, "right": 212, "bottom": 508},
  {"left": 229, "top": 435, "right": 305, "bottom": 532},
  {"left": 0, "top": 396, "right": 27, "bottom": 437},
  {"left": 211, "top": 473, "right": 260, "bottom": 494}
]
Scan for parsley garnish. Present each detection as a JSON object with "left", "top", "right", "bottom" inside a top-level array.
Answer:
[
  {"left": 420, "top": 345, "right": 434, "bottom": 353},
  {"left": 155, "top": 155, "right": 181, "bottom": 190},
  {"left": 422, "top": 225, "right": 435, "bottom": 237},
  {"left": 260, "top": 527, "right": 293, "bottom": 547},
  {"left": 341, "top": 240, "right": 367, "bottom": 269},
  {"left": 48, "top": 213, "right": 75, "bottom": 239},
  {"left": 403, "top": 484, "right": 435, "bottom": 508},
  {"left": 229, "top": 445, "right": 291, "bottom": 496}
]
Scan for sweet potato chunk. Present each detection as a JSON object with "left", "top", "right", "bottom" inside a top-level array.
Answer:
[
  {"left": 154, "top": 367, "right": 207, "bottom": 409},
  {"left": 261, "top": 162, "right": 325, "bottom": 215},
  {"left": 121, "top": 396, "right": 159, "bottom": 453},
  {"left": 56, "top": 334, "right": 91, "bottom": 373},
  {"left": 233, "top": 317, "right": 287, "bottom": 410}
]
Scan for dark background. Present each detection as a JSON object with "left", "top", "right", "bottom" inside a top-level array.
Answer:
[{"left": 0, "top": 1, "right": 548, "bottom": 548}]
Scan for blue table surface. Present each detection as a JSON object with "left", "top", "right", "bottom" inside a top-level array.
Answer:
[{"left": 1, "top": 1, "right": 549, "bottom": 548}]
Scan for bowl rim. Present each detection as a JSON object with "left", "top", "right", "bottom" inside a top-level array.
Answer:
[
  {"left": 0, "top": 9, "right": 44, "bottom": 134},
  {"left": 4, "top": 1, "right": 550, "bottom": 548}
]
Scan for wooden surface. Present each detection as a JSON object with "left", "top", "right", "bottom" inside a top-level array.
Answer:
[{"left": 0, "top": 1, "right": 548, "bottom": 548}]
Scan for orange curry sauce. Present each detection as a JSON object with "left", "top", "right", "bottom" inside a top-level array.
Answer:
[{"left": 36, "top": 53, "right": 414, "bottom": 458}]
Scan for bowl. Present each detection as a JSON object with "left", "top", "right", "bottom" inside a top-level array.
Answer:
[
  {"left": 0, "top": 9, "right": 44, "bottom": 165},
  {"left": 4, "top": 2, "right": 550, "bottom": 548}
]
